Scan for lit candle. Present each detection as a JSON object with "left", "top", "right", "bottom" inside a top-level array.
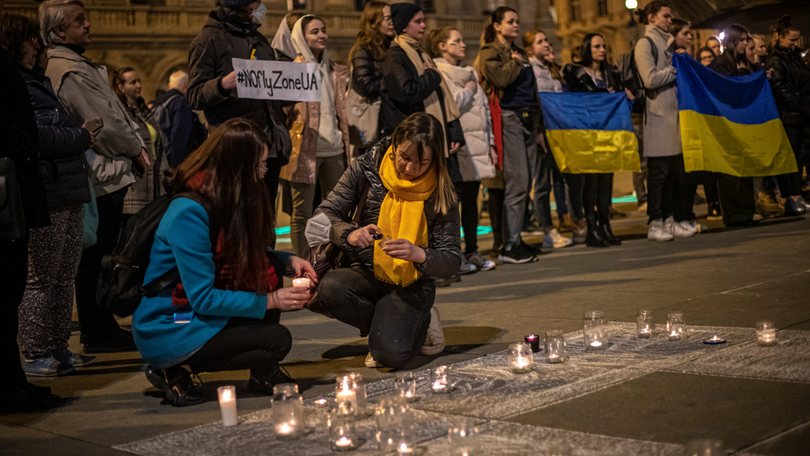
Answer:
[
  {"left": 335, "top": 436, "right": 352, "bottom": 447},
  {"left": 590, "top": 340, "right": 602, "bottom": 348},
  {"left": 398, "top": 442, "right": 414, "bottom": 454},
  {"left": 291, "top": 277, "right": 311, "bottom": 289},
  {"left": 757, "top": 321, "right": 777, "bottom": 347},
  {"left": 432, "top": 381, "right": 446, "bottom": 392},
  {"left": 703, "top": 335, "right": 727, "bottom": 344},
  {"left": 217, "top": 386, "right": 238, "bottom": 427},
  {"left": 277, "top": 422, "right": 293, "bottom": 436},
  {"left": 515, "top": 357, "right": 528, "bottom": 368},
  {"left": 336, "top": 381, "right": 358, "bottom": 414},
  {"left": 524, "top": 335, "right": 540, "bottom": 352}
]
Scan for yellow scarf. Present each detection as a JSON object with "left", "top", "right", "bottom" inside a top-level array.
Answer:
[
  {"left": 374, "top": 146, "right": 436, "bottom": 286},
  {"left": 394, "top": 34, "right": 460, "bottom": 157}
]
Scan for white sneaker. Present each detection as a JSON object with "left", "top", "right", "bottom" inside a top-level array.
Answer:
[
  {"left": 364, "top": 352, "right": 382, "bottom": 368},
  {"left": 677, "top": 220, "right": 697, "bottom": 235},
  {"left": 420, "top": 306, "right": 445, "bottom": 356},
  {"left": 457, "top": 260, "right": 477, "bottom": 276},
  {"left": 542, "top": 228, "right": 573, "bottom": 250},
  {"left": 665, "top": 216, "right": 695, "bottom": 238},
  {"left": 648, "top": 219, "right": 674, "bottom": 242},
  {"left": 691, "top": 221, "right": 708, "bottom": 233}
]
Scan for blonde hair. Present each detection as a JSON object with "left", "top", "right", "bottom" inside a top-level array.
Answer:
[
  {"left": 168, "top": 70, "right": 188, "bottom": 90},
  {"left": 425, "top": 26, "right": 456, "bottom": 59}
]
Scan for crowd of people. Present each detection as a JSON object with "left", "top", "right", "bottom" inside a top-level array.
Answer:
[{"left": 1, "top": 0, "right": 807, "bottom": 410}]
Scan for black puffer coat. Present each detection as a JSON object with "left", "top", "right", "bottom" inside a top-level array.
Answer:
[
  {"left": 798, "top": 69, "right": 810, "bottom": 150},
  {"left": 187, "top": 8, "right": 291, "bottom": 162},
  {"left": 314, "top": 137, "right": 462, "bottom": 280},
  {"left": 351, "top": 41, "right": 388, "bottom": 100},
  {"left": 766, "top": 45, "right": 806, "bottom": 128},
  {"left": 562, "top": 62, "right": 624, "bottom": 93},
  {"left": 19, "top": 65, "right": 91, "bottom": 209}
]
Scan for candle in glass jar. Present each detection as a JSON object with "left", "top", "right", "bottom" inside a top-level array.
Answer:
[
  {"left": 217, "top": 386, "right": 238, "bottom": 427},
  {"left": 757, "top": 321, "right": 777, "bottom": 347},
  {"left": 398, "top": 442, "right": 414, "bottom": 454},
  {"left": 336, "top": 384, "right": 357, "bottom": 413},
  {"left": 277, "top": 423, "right": 293, "bottom": 435},
  {"left": 335, "top": 436, "right": 352, "bottom": 447},
  {"left": 291, "top": 277, "right": 310, "bottom": 289},
  {"left": 524, "top": 335, "right": 540, "bottom": 352},
  {"left": 590, "top": 340, "right": 602, "bottom": 348}
]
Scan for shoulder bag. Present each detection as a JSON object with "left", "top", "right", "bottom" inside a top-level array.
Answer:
[{"left": 345, "top": 66, "right": 381, "bottom": 148}]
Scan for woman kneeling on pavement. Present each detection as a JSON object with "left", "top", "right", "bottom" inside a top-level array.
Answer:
[
  {"left": 133, "top": 118, "right": 317, "bottom": 406},
  {"left": 314, "top": 113, "right": 462, "bottom": 369}
]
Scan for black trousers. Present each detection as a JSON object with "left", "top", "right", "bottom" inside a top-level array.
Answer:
[
  {"left": 0, "top": 235, "right": 30, "bottom": 389},
  {"left": 264, "top": 156, "right": 285, "bottom": 214},
  {"left": 74, "top": 186, "right": 128, "bottom": 344},
  {"left": 777, "top": 126, "right": 805, "bottom": 198},
  {"left": 647, "top": 155, "right": 691, "bottom": 222},
  {"left": 318, "top": 267, "right": 435, "bottom": 370},
  {"left": 487, "top": 188, "right": 505, "bottom": 252},
  {"left": 179, "top": 309, "right": 291, "bottom": 376},
  {"left": 582, "top": 173, "right": 613, "bottom": 225},
  {"left": 717, "top": 174, "right": 756, "bottom": 225},
  {"left": 454, "top": 181, "right": 480, "bottom": 254}
]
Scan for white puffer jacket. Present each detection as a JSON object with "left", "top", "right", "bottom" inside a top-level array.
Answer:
[{"left": 434, "top": 58, "right": 495, "bottom": 182}]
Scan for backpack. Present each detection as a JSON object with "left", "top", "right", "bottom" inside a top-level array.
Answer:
[
  {"left": 619, "top": 36, "right": 658, "bottom": 114},
  {"left": 96, "top": 191, "right": 212, "bottom": 318}
]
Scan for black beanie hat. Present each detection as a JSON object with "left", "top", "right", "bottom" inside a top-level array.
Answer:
[
  {"left": 220, "top": 0, "right": 258, "bottom": 7},
  {"left": 391, "top": 3, "right": 423, "bottom": 35}
]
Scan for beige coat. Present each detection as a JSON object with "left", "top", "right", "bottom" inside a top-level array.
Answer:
[
  {"left": 635, "top": 25, "right": 681, "bottom": 158},
  {"left": 280, "top": 61, "right": 350, "bottom": 184}
]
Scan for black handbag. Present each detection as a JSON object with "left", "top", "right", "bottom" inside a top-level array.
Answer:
[
  {"left": 0, "top": 158, "right": 26, "bottom": 240},
  {"left": 305, "top": 182, "right": 370, "bottom": 317}
]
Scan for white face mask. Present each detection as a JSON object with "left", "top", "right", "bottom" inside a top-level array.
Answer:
[{"left": 251, "top": 3, "right": 267, "bottom": 25}]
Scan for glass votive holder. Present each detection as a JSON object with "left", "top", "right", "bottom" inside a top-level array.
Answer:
[
  {"left": 524, "top": 334, "right": 541, "bottom": 353},
  {"left": 667, "top": 311, "right": 685, "bottom": 340},
  {"left": 545, "top": 330, "right": 566, "bottom": 363},
  {"left": 756, "top": 321, "right": 777, "bottom": 347},
  {"left": 395, "top": 371, "right": 417, "bottom": 401},
  {"left": 431, "top": 365, "right": 451, "bottom": 394},
  {"left": 583, "top": 310, "right": 608, "bottom": 350},
  {"left": 447, "top": 417, "right": 479, "bottom": 455},
  {"left": 217, "top": 385, "right": 238, "bottom": 427},
  {"left": 683, "top": 438, "right": 724, "bottom": 456},
  {"left": 375, "top": 395, "right": 416, "bottom": 453},
  {"left": 335, "top": 373, "right": 366, "bottom": 414},
  {"left": 329, "top": 401, "right": 358, "bottom": 452},
  {"left": 508, "top": 342, "right": 534, "bottom": 374},
  {"left": 272, "top": 383, "right": 303, "bottom": 439},
  {"left": 637, "top": 310, "right": 654, "bottom": 338}
]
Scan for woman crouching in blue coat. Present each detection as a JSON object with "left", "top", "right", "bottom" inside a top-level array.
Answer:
[{"left": 133, "top": 118, "right": 317, "bottom": 406}]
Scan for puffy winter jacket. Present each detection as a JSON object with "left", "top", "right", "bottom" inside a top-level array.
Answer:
[
  {"left": 187, "top": 9, "right": 291, "bottom": 162},
  {"left": 351, "top": 42, "right": 387, "bottom": 100},
  {"left": 563, "top": 62, "right": 624, "bottom": 93},
  {"left": 19, "top": 65, "right": 91, "bottom": 209},
  {"left": 766, "top": 45, "right": 806, "bottom": 127},
  {"left": 313, "top": 136, "right": 462, "bottom": 280},
  {"left": 798, "top": 69, "right": 810, "bottom": 150}
]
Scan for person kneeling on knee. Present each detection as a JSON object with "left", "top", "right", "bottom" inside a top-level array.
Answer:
[
  {"left": 314, "top": 112, "right": 462, "bottom": 370},
  {"left": 132, "top": 118, "right": 317, "bottom": 406}
]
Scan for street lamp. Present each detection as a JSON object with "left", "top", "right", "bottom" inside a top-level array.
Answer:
[{"left": 625, "top": 0, "right": 638, "bottom": 9}]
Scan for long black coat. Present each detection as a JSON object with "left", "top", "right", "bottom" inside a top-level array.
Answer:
[
  {"left": 19, "top": 65, "right": 91, "bottom": 209},
  {"left": 187, "top": 9, "right": 291, "bottom": 162},
  {"left": 0, "top": 49, "right": 49, "bottom": 228},
  {"left": 766, "top": 45, "right": 806, "bottom": 128},
  {"left": 314, "top": 136, "right": 462, "bottom": 281}
]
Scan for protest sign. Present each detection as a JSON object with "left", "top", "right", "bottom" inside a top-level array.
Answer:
[{"left": 233, "top": 58, "right": 321, "bottom": 102}]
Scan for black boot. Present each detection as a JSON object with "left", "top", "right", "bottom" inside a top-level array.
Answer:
[
  {"left": 584, "top": 175, "right": 609, "bottom": 248},
  {"left": 586, "top": 216, "right": 609, "bottom": 247},
  {"left": 600, "top": 223, "right": 622, "bottom": 246},
  {"left": 597, "top": 173, "right": 621, "bottom": 246}
]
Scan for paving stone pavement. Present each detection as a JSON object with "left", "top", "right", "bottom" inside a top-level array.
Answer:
[{"left": 116, "top": 324, "right": 809, "bottom": 456}]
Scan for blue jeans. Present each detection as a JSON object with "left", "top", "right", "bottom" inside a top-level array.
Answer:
[{"left": 319, "top": 267, "right": 435, "bottom": 369}]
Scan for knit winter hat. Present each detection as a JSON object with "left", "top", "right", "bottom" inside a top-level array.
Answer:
[
  {"left": 220, "top": 0, "right": 258, "bottom": 8},
  {"left": 391, "top": 3, "right": 423, "bottom": 35}
]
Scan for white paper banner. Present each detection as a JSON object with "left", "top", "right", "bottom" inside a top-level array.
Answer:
[{"left": 232, "top": 58, "right": 321, "bottom": 102}]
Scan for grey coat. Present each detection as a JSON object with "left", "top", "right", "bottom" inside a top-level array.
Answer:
[{"left": 635, "top": 25, "right": 681, "bottom": 158}]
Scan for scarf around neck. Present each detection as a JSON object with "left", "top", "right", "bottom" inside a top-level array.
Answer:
[
  {"left": 394, "top": 34, "right": 460, "bottom": 156},
  {"left": 373, "top": 146, "right": 436, "bottom": 287}
]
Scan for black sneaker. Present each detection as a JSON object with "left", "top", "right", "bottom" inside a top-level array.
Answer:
[
  {"left": 520, "top": 240, "right": 542, "bottom": 256},
  {"left": 83, "top": 329, "right": 137, "bottom": 354},
  {"left": 498, "top": 244, "right": 536, "bottom": 264},
  {"left": 247, "top": 364, "right": 298, "bottom": 395},
  {"left": 144, "top": 366, "right": 205, "bottom": 407}
]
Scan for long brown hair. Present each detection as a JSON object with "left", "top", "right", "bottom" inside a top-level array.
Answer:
[
  {"left": 173, "top": 118, "right": 275, "bottom": 293},
  {"left": 349, "top": 1, "right": 390, "bottom": 62},
  {"left": 391, "top": 113, "right": 457, "bottom": 215},
  {"left": 634, "top": 1, "right": 670, "bottom": 25}
]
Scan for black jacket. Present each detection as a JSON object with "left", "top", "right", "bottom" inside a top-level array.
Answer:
[
  {"left": 19, "top": 65, "right": 91, "bottom": 209},
  {"left": 562, "top": 62, "right": 624, "bottom": 93},
  {"left": 187, "top": 9, "right": 291, "bottom": 162},
  {"left": 798, "top": 69, "right": 810, "bottom": 147},
  {"left": 709, "top": 51, "right": 752, "bottom": 78},
  {"left": 152, "top": 89, "right": 207, "bottom": 169},
  {"left": 1, "top": 49, "right": 49, "bottom": 229},
  {"left": 766, "top": 45, "right": 806, "bottom": 127},
  {"left": 314, "top": 137, "right": 462, "bottom": 280},
  {"left": 351, "top": 41, "right": 388, "bottom": 100},
  {"left": 380, "top": 43, "right": 464, "bottom": 147}
]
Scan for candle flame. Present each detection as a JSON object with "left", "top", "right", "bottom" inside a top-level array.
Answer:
[
  {"left": 712, "top": 335, "right": 718, "bottom": 341},
  {"left": 591, "top": 341, "right": 602, "bottom": 347},
  {"left": 399, "top": 443, "right": 409, "bottom": 451},
  {"left": 221, "top": 389, "right": 231, "bottom": 401},
  {"left": 279, "top": 423, "right": 292, "bottom": 434}
]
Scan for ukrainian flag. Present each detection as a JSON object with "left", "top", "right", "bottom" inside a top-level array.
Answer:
[
  {"left": 539, "top": 92, "right": 640, "bottom": 174},
  {"left": 673, "top": 53, "right": 797, "bottom": 176}
]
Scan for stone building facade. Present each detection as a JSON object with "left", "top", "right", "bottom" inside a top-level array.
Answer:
[{"left": 6, "top": 0, "right": 558, "bottom": 101}]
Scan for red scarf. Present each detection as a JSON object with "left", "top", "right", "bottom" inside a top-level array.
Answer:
[{"left": 171, "top": 171, "right": 278, "bottom": 307}]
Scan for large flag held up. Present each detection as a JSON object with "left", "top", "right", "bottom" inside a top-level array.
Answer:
[
  {"left": 673, "top": 52, "right": 797, "bottom": 176},
  {"left": 539, "top": 92, "right": 640, "bottom": 174}
]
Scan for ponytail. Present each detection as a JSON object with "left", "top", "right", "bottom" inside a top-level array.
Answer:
[
  {"left": 634, "top": 1, "right": 670, "bottom": 25},
  {"left": 776, "top": 15, "right": 799, "bottom": 38},
  {"left": 482, "top": 6, "right": 516, "bottom": 44},
  {"left": 426, "top": 27, "right": 456, "bottom": 59}
]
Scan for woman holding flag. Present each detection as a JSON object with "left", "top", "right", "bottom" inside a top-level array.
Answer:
[{"left": 562, "top": 33, "right": 631, "bottom": 248}]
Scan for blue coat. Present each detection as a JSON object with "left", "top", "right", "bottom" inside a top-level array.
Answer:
[{"left": 132, "top": 197, "right": 292, "bottom": 368}]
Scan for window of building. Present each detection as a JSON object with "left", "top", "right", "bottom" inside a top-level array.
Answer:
[
  {"left": 598, "top": 0, "right": 609, "bottom": 16},
  {"left": 570, "top": 0, "right": 582, "bottom": 22}
]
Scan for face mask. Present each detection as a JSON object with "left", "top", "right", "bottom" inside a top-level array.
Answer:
[{"left": 252, "top": 3, "right": 267, "bottom": 25}]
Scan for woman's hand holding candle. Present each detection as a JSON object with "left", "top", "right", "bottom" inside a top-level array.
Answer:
[
  {"left": 381, "top": 239, "right": 426, "bottom": 263},
  {"left": 268, "top": 287, "right": 311, "bottom": 311}
]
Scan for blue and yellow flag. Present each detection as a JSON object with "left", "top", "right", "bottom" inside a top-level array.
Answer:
[
  {"left": 539, "top": 92, "right": 640, "bottom": 174},
  {"left": 673, "top": 53, "right": 797, "bottom": 176}
]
